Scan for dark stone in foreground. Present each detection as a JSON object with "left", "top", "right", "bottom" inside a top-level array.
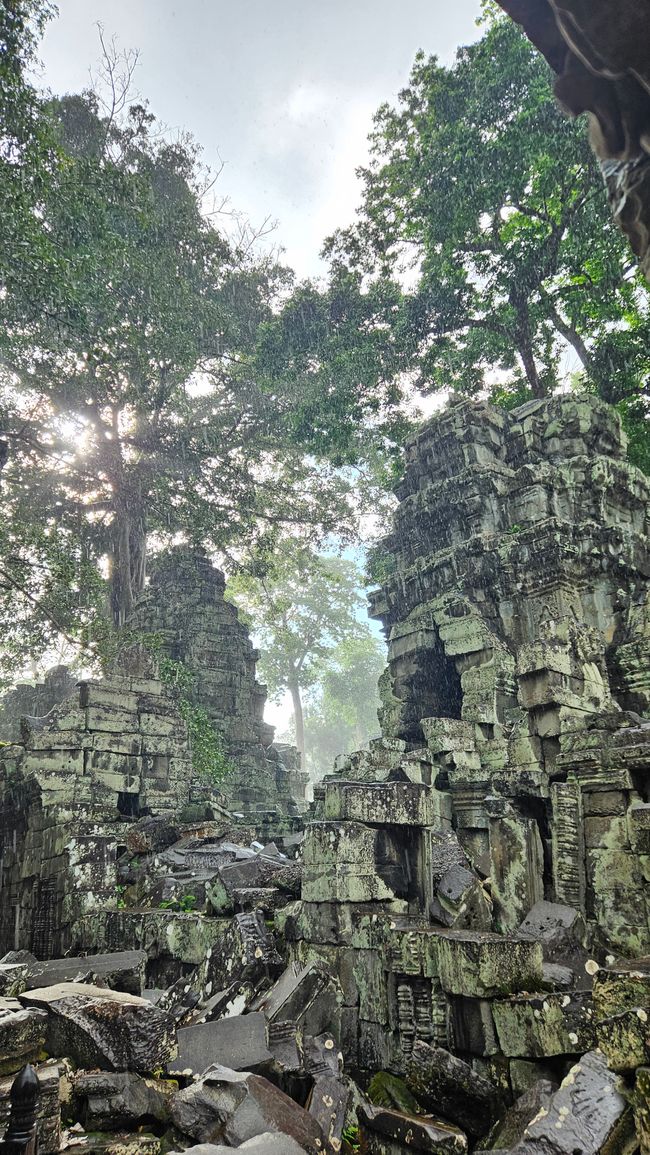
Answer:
[
  {"left": 172, "top": 1137, "right": 308, "bottom": 1154},
  {"left": 359, "top": 1103, "right": 468, "bottom": 1153},
  {"left": 0, "top": 1061, "right": 61, "bottom": 1153},
  {"left": 74, "top": 1070, "right": 174, "bottom": 1131},
  {"left": 25, "top": 951, "right": 148, "bottom": 996},
  {"left": 170, "top": 1063, "right": 324, "bottom": 1153},
  {"left": 0, "top": 1000, "right": 48, "bottom": 1075},
  {"left": 511, "top": 1050, "right": 633, "bottom": 1154},
  {"left": 20, "top": 983, "right": 176, "bottom": 1073},
  {"left": 169, "top": 1012, "right": 272, "bottom": 1075},
  {"left": 405, "top": 1041, "right": 500, "bottom": 1139}
]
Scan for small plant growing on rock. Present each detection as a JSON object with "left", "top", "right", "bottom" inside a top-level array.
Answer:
[
  {"left": 159, "top": 894, "right": 198, "bottom": 914},
  {"left": 342, "top": 1123, "right": 361, "bottom": 1151},
  {"left": 158, "top": 656, "right": 234, "bottom": 787},
  {"left": 114, "top": 884, "right": 127, "bottom": 910}
]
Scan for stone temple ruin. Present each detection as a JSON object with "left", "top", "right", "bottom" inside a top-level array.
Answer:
[
  {"left": 0, "top": 393, "right": 649, "bottom": 1155},
  {"left": 127, "top": 547, "right": 309, "bottom": 824}
]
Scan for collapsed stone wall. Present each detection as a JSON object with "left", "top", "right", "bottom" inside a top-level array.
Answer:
[
  {"left": 291, "top": 393, "right": 650, "bottom": 1089},
  {"left": 127, "top": 547, "right": 309, "bottom": 823},
  {"left": 0, "top": 666, "right": 76, "bottom": 743},
  {"left": 497, "top": 0, "right": 650, "bottom": 280},
  {"left": 0, "top": 672, "right": 196, "bottom": 957}
]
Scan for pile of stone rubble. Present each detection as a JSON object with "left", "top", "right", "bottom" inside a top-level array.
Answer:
[{"left": 0, "top": 816, "right": 649, "bottom": 1154}]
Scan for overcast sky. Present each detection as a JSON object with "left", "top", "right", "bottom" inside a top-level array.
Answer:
[{"left": 38, "top": 0, "right": 482, "bottom": 279}]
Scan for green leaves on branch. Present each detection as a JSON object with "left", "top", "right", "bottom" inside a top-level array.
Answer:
[{"left": 317, "top": 7, "right": 648, "bottom": 420}]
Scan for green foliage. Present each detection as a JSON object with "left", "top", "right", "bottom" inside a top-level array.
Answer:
[
  {"left": 253, "top": 269, "right": 414, "bottom": 477},
  {"left": 229, "top": 547, "right": 367, "bottom": 700},
  {"left": 341, "top": 1123, "right": 360, "bottom": 1151},
  {"left": 318, "top": 7, "right": 648, "bottom": 414},
  {"left": 618, "top": 395, "right": 650, "bottom": 476},
  {"left": 228, "top": 544, "right": 375, "bottom": 760},
  {"left": 0, "top": 20, "right": 372, "bottom": 673},
  {"left": 304, "top": 632, "right": 386, "bottom": 780},
  {"left": 158, "top": 657, "right": 233, "bottom": 788},
  {"left": 365, "top": 545, "right": 398, "bottom": 588},
  {"left": 159, "top": 894, "right": 197, "bottom": 913}
]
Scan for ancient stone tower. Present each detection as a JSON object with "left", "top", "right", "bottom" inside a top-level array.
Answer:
[
  {"left": 292, "top": 393, "right": 650, "bottom": 1070},
  {"left": 127, "top": 547, "right": 309, "bottom": 823}
]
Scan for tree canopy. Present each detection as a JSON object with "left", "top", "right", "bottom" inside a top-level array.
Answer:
[
  {"left": 0, "top": 19, "right": 375, "bottom": 681},
  {"left": 259, "top": 7, "right": 648, "bottom": 465}
]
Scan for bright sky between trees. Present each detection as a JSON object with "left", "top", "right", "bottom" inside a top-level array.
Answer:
[{"left": 37, "top": 0, "right": 482, "bottom": 279}]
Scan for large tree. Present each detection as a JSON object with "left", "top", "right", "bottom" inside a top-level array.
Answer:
[
  {"left": 304, "top": 632, "right": 386, "bottom": 780},
  {"left": 318, "top": 9, "right": 648, "bottom": 410},
  {"left": 0, "top": 30, "right": 363, "bottom": 677},
  {"left": 228, "top": 547, "right": 371, "bottom": 766}
]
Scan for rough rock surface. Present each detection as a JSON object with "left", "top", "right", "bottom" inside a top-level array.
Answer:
[
  {"left": 290, "top": 394, "right": 650, "bottom": 1079},
  {"left": 21, "top": 983, "right": 176, "bottom": 1073},
  {"left": 170, "top": 1063, "right": 325, "bottom": 1153}
]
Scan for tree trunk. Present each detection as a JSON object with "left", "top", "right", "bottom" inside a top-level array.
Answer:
[
  {"left": 110, "top": 486, "right": 147, "bottom": 628},
  {"left": 545, "top": 300, "right": 593, "bottom": 375},
  {"left": 519, "top": 340, "right": 545, "bottom": 398},
  {"left": 511, "top": 290, "right": 546, "bottom": 398},
  {"left": 288, "top": 678, "right": 305, "bottom": 769}
]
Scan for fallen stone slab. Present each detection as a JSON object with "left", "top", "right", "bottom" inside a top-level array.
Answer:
[
  {"left": 405, "top": 1041, "right": 500, "bottom": 1139},
  {"left": 0, "top": 999, "right": 48, "bottom": 1075},
  {"left": 206, "top": 911, "right": 282, "bottom": 987},
  {"left": 59, "top": 1130, "right": 161, "bottom": 1155},
  {"left": 0, "top": 1061, "right": 61, "bottom": 1153},
  {"left": 219, "top": 854, "right": 301, "bottom": 896},
  {"left": 169, "top": 1012, "right": 272, "bottom": 1075},
  {"left": 154, "top": 973, "right": 201, "bottom": 1024},
  {"left": 170, "top": 1063, "right": 325, "bottom": 1153},
  {"left": 436, "top": 931, "right": 544, "bottom": 998},
  {"left": 251, "top": 961, "right": 342, "bottom": 1037},
  {"left": 485, "top": 1080, "right": 556, "bottom": 1150},
  {"left": 491, "top": 989, "right": 596, "bottom": 1057},
  {"left": 20, "top": 983, "right": 176, "bottom": 1073},
  {"left": 74, "top": 1070, "right": 175, "bottom": 1130},
  {"left": 518, "top": 901, "right": 586, "bottom": 964},
  {"left": 510, "top": 1049, "right": 634, "bottom": 1155},
  {"left": 307, "top": 1072, "right": 352, "bottom": 1151},
  {"left": 367, "top": 1071, "right": 424, "bottom": 1115},
  {"left": 593, "top": 956, "right": 650, "bottom": 1018},
  {"left": 595, "top": 1006, "right": 650, "bottom": 1070},
  {"left": 358, "top": 1102, "right": 468, "bottom": 1153},
  {"left": 187, "top": 981, "right": 256, "bottom": 1025},
  {"left": 25, "top": 950, "right": 147, "bottom": 995}
]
